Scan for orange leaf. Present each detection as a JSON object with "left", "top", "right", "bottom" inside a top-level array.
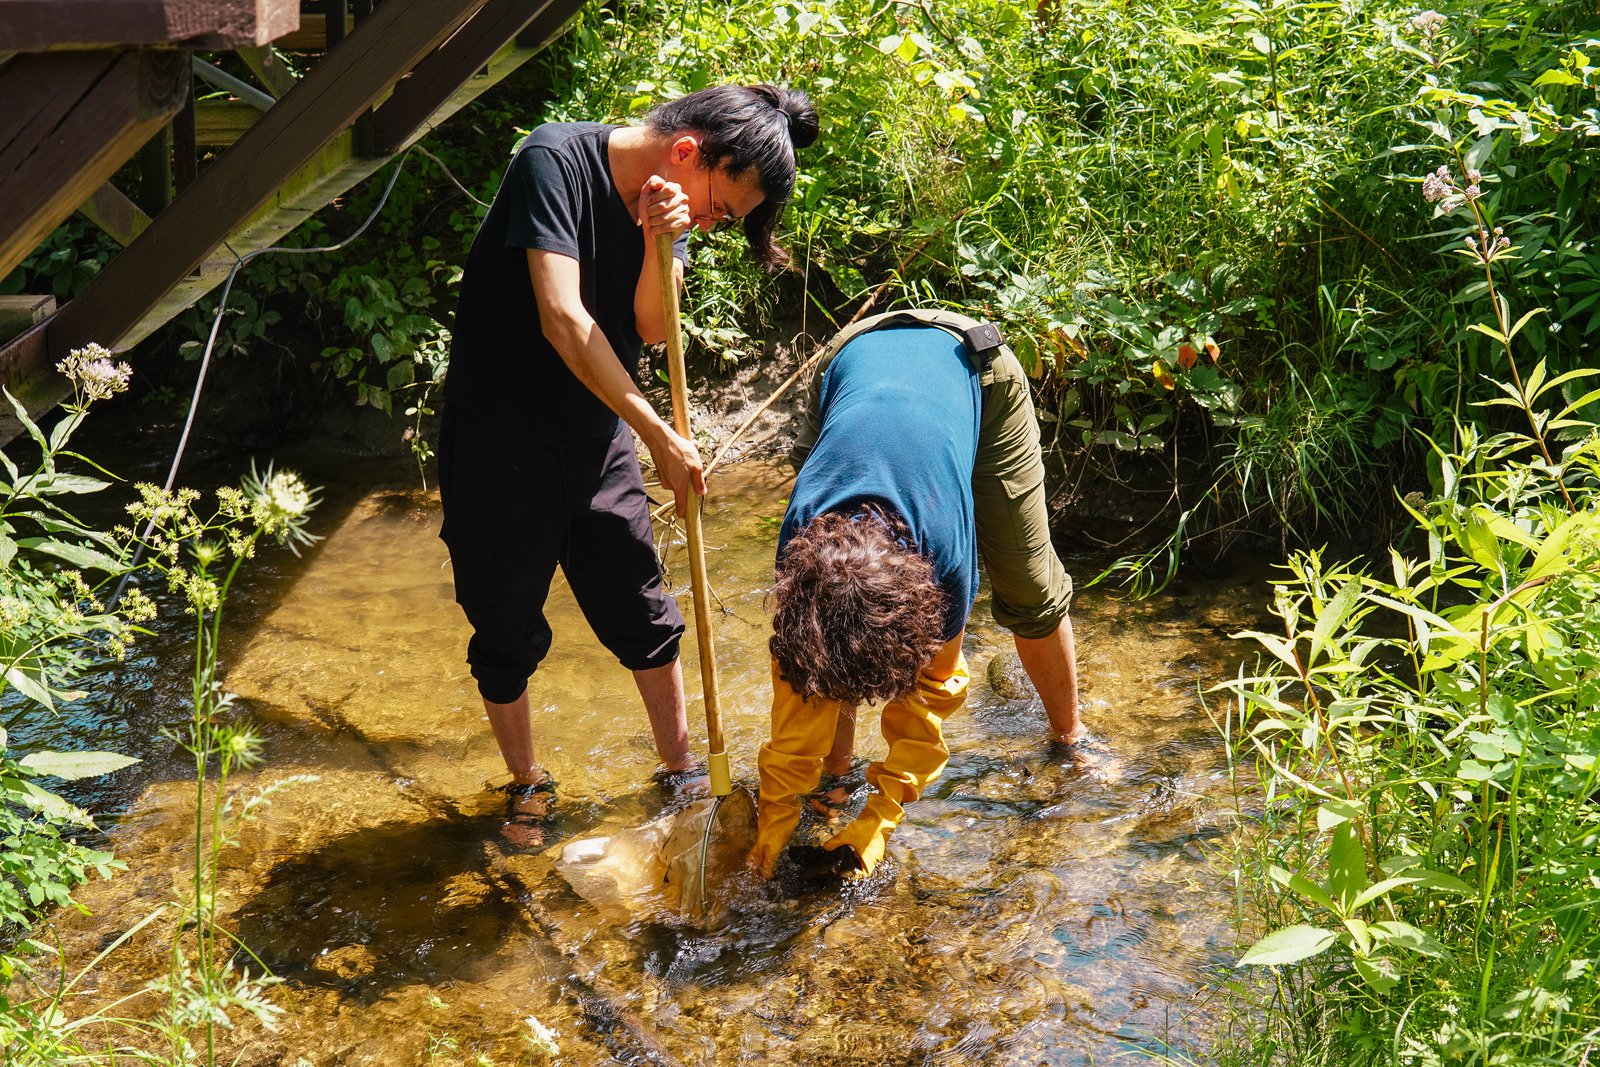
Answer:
[
  {"left": 1057, "top": 328, "right": 1088, "bottom": 359},
  {"left": 1177, "top": 343, "right": 1198, "bottom": 369},
  {"left": 1152, "top": 361, "right": 1176, "bottom": 390},
  {"left": 1205, "top": 339, "right": 1221, "bottom": 363}
]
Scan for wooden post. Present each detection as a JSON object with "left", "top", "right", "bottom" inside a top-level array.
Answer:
[
  {"left": 323, "top": 0, "right": 348, "bottom": 48},
  {"left": 172, "top": 68, "right": 197, "bottom": 192},
  {"left": 138, "top": 123, "right": 173, "bottom": 217}
]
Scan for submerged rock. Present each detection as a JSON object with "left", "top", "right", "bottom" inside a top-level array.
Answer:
[{"left": 987, "top": 650, "right": 1037, "bottom": 701}]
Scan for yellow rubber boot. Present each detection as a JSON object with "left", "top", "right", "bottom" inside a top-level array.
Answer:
[
  {"left": 750, "top": 658, "right": 842, "bottom": 878},
  {"left": 824, "top": 654, "right": 969, "bottom": 875}
]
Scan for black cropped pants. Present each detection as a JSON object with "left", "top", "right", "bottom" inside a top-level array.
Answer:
[{"left": 438, "top": 408, "right": 685, "bottom": 705}]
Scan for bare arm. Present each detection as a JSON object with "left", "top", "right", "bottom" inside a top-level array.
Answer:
[{"left": 527, "top": 249, "right": 704, "bottom": 513}]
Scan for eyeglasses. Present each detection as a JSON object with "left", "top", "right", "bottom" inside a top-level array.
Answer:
[{"left": 693, "top": 169, "right": 736, "bottom": 231}]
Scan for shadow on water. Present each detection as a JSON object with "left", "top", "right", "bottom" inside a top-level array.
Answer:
[{"left": 14, "top": 419, "right": 1278, "bottom": 1066}]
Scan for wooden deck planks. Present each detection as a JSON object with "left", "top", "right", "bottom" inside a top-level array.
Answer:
[
  {"left": 0, "top": 0, "right": 299, "bottom": 51},
  {"left": 0, "top": 49, "right": 186, "bottom": 282},
  {"left": 48, "top": 0, "right": 492, "bottom": 358},
  {"left": 0, "top": 0, "right": 582, "bottom": 437}
]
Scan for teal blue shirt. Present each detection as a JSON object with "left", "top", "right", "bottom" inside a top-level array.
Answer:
[{"left": 778, "top": 325, "right": 982, "bottom": 641}]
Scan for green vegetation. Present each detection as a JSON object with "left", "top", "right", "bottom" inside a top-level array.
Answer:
[
  {"left": 0, "top": 349, "right": 320, "bottom": 1063},
  {"left": 1, "top": 0, "right": 1597, "bottom": 1061}
]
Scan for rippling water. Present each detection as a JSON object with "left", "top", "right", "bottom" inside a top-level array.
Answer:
[{"left": 10, "top": 444, "right": 1273, "bottom": 1066}]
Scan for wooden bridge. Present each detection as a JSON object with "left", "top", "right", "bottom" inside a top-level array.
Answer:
[{"left": 0, "top": 0, "right": 584, "bottom": 439}]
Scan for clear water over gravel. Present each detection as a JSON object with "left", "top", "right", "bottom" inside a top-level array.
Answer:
[{"left": 13, "top": 447, "right": 1273, "bottom": 1066}]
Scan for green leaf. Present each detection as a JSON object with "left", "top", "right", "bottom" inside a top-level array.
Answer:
[
  {"left": 1467, "top": 323, "right": 1507, "bottom": 344},
  {"left": 1308, "top": 578, "right": 1361, "bottom": 667},
  {"left": 4, "top": 388, "right": 48, "bottom": 454},
  {"left": 5, "top": 666, "right": 54, "bottom": 710},
  {"left": 15, "top": 781, "right": 93, "bottom": 825},
  {"left": 1525, "top": 511, "right": 1594, "bottom": 581},
  {"left": 19, "top": 750, "right": 140, "bottom": 780},
  {"left": 1317, "top": 798, "right": 1364, "bottom": 831},
  {"left": 1353, "top": 954, "right": 1400, "bottom": 992},
  {"left": 28, "top": 473, "right": 111, "bottom": 497},
  {"left": 1233, "top": 630, "right": 1300, "bottom": 671},
  {"left": 1327, "top": 821, "right": 1368, "bottom": 909},
  {"left": 14, "top": 538, "right": 122, "bottom": 572},
  {"left": 1372, "top": 920, "right": 1449, "bottom": 958},
  {"left": 1268, "top": 865, "right": 1338, "bottom": 912},
  {"left": 1461, "top": 508, "right": 1501, "bottom": 573},
  {"left": 1534, "top": 68, "right": 1582, "bottom": 86},
  {"left": 1239, "top": 924, "right": 1338, "bottom": 966}
]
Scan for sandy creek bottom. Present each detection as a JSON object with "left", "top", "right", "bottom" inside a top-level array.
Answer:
[{"left": 14, "top": 452, "right": 1275, "bottom": 1066}]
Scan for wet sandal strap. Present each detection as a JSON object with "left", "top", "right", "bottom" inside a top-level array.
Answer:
[{"left": 501, "top": 779, "right": 557, "bottom": 798}]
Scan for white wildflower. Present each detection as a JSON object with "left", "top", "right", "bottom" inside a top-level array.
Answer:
[
  {"left": 56, "top": 343, "right": 132, "bottom": 403},
  {"left": 524, "top": 1016, "right": 560, "bottom": 1056},
  {"left": 1410, "top": 9, "right": 1446, "bottom": 36}
]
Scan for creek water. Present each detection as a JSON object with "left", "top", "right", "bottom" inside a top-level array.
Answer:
[{"left": 11, "top": 442, "right": 1274, "bottom": 1066}]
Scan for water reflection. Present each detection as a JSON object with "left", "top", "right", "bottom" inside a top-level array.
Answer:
[{"left": 20, "top": 454, "right": 1270, "bottom": 1065}]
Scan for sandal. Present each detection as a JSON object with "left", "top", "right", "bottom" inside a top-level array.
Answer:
[
  {"left": 652, "top": 762, "right": 711, "bottom": 799},
  {"left": 498, "top": 779, "right": 556, "bottom": 848}
]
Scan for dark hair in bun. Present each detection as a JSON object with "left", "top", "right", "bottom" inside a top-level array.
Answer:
[{"left": 647, "top": 84, "right": 819, "bottom": 268}]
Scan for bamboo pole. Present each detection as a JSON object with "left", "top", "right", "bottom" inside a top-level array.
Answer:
[{"left": 655, "top": 232, "right": 730, "bottom": 797}]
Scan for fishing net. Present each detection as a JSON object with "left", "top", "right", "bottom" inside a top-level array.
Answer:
[{"left": 555, "top": 787, "right": 756, "bottom": 927}]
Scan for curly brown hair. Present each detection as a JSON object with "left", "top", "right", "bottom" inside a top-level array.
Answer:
[{"left": 769, "top": 506, "right": 947, "bottom": 704}]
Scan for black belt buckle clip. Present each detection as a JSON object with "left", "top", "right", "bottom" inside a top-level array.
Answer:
[{"left": 962, "top": 321, "right": 1004, "bottom": 371}]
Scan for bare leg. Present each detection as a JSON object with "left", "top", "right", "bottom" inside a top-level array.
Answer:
[
  {"left": 633, "top": 658, "right": 695, "bottom": 772},
  {"left": 485, "top": 690, "right": 545, "bottom": 784},
  {"left": 484, "top": 690, "right": 551, "bottom": 847},
  {"left": 1013, "top": 615, "right": 1085, "bottom": 743}
]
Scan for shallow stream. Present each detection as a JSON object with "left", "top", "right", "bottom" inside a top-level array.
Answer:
[{"left": 12, "top": 442, "right": 1274, "bottom": 1066}]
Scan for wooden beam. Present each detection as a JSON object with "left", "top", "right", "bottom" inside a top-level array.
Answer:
[
  {"left": 323, "top": 0, "right": 348, "bottom": 49},
  {"left": 0, "top": 49, "right": 187, "bottom": 281},
  {"left": 107, "top": 8, "right": 575, "bottom": 352},
  {"left": 0, "top": 318, "right": 49, "bottom": 442},
  {"left": 373, "top": 0, "right": 567, "bottom": 154},
  {"left": 77, "top": 182, "right": 153, "bottom": 246},
  {"left": 0, "top": 295, "right": 55, "bottom": 343},
  {"left": 0, "top": 0, "right": 581, "bottom": 437},
  {"left": 0, "top": 0, "right": 299, "bottom": 51},
  {"left": 48, "top": 0, "right": 492, "bottom": 359},
  {"left": 236, "top": 44, "right": 296, "bottom": 97},
  {"left": 195, "top": 99, "right": 261, "bottom": 144},
  {"left": 271, "top": 12, "right": 352, "bottom": 51}
]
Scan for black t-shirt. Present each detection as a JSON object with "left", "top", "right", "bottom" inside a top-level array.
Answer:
[{"left": 445, "top": 122, "right": 689, "bottom": 440}]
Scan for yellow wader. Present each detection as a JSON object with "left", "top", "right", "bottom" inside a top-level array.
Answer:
[{"left": 751, "top": 654, "right": 970, "bottom": 878}]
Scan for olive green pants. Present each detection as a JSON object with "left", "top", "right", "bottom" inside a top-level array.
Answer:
[{"left": 789, "top": 310, "right": 1073, "bottom": 640}]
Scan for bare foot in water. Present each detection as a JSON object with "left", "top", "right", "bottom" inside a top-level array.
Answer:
[
  {"left": 653, "top": 763, "right": 712, "bottom": 800},
  {"left": 1047, "top": 735, "right": 1124, "bottom": 781},
  {"left": 499, "top": 777, "right": 555, "bottom": 848}
]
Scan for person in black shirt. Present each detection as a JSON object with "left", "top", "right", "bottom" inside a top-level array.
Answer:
[{"left": 440, "top": 85, "right": 818, "bottom": 845}]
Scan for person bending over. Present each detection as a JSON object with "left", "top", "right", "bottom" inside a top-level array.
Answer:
[
  {"left": 749, "top": 310, "right": 1086, "bottom": 880},
  {"left": 440, "top": 84, "right": 818, "bottom": 845}
]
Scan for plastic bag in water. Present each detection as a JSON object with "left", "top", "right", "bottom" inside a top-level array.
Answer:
[{"left": 556, "top": 788, "right": 756, "bottom": 927}]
